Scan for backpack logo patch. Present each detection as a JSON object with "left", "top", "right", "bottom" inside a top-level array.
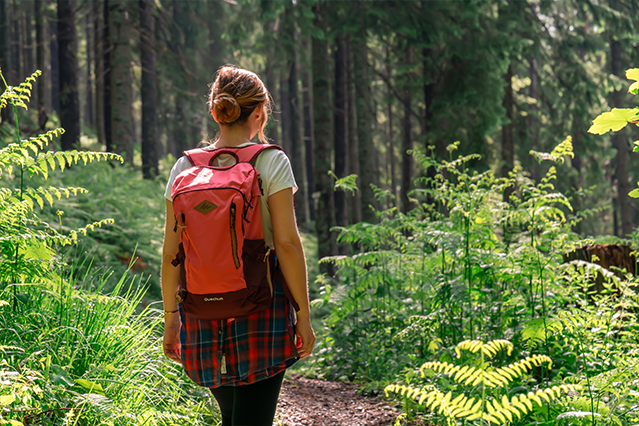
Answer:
[
  {"left": 194, "top": 200, "right": 218, "bottom": 214},
  {"left": 204, "top": 297, "right": 224, "bottom": 302}
]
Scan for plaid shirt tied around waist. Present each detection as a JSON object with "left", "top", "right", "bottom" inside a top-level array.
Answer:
[{"left": 179, "top": 255, "right": 299, "bottom": 388}]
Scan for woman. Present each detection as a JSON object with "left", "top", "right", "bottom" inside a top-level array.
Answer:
[{"left": 161, "top": 65, "right": 315, "bottom": 425}]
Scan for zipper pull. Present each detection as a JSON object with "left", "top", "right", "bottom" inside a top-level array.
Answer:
[
  {"left": 221, "top": 354, "right": 227, "bottom": 374},
  {"left": 257, "top": 174, "right": 264, "bottom": 196}
]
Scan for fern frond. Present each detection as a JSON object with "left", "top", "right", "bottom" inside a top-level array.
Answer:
[
  {"left": 23, "top": 186, "right": 89, "bottom": 209},
  {"left": 386, "top": 382, "right": 580, "bottom": 424},
  {"left": 66, "top": 219, "right": 115, "bottom": 245},
  {"left": 494, "top": 354, "right": 552, "bottom": 382},
  {"left": 0, "top": 70, "right": 41, "bottom": 110},
  {"left": 455, "top": 339, "right": 513, "bottom": 358}
]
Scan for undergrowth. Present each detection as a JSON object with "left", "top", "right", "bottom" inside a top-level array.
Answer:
[
  {"left": 0, "top": 70, "right": 219, "bottom": 425},
  {"left": 310, "top": 135, "right": 639, "bottom": 425}
]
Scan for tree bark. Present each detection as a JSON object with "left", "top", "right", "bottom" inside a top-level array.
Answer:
[
  {"left": 57, "top": 0, "right": 81, "bottom": 150},
  {"left": 353, "top": 29, "right": 377, "bottom": 223},
  {"left": 140, "top": 0, "right": 158, "bottom": 179},
  {"left": 333, "top": 34, "right": 348, "bottom": 233},
  {"left": 95, "top": 1, "right": 106, "bottom": 148},
  {"left": 611, "top": 37, "right": 632, "bottom": 236},
  {"left": 0, "top": 0, "right": 12, "bottom": 124},
  {"left": 501, "top": 62, "right": 515, "bottom": 202},
  {"left": 50, "top": 18, "right": 60, "bottom": 116},
  {"left": 287, "top": 11, "right": 309, "bottom": 229},
  {"left": 35, "top": 0, "right": 47, "bottom": 130},
  {"left": 528, "top": 56, "right": 540, "bottom": 182},
  {"left": 85, "top": 8, "right": 93, "bottom": 127},
  {"left": 400, "top": 47, "right": 414, "bottom": 214},
  {"left": 9, "top": 0, "right": 19, "bottom": 83},
  {"left": 301, "top": 37, "right": 315, "bottom": 222},
  {"left": 312, "top": 2, "right": 336, "bottom": 274},
  {"left": 109, "top": 0, "right": 134, "bottom": 163},
  {"left": 387, "top": 45, "right": 397, "bottom": 207},
  {"left": 280, "top": 69, "right": 292, "bottom": 153},
  {"left": 23, "top": 5, "right": 34, "bottom": 77},
  {"left": 347, "top": 36, "right": 361, "bottom": 225}
]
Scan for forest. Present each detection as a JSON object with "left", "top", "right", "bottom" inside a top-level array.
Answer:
[{"left": 3, "top": 0, "right": 639, "bottom": 425}]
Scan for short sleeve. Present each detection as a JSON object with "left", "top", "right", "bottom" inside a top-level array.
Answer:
[
  {"left": 265, "top": 150, "right": 298, "bottom": 198},
  {"left": 164, "top": 156, "right": 191, "bottom": 200}
]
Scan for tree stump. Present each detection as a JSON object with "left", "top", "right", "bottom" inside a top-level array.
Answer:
[{"left": 563, "top": 244, "right": 637, "bottom": 296}]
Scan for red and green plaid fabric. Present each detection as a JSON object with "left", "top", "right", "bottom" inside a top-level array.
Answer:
[{"left": 179, "top": 255, "right": 299, "bottom": 388}]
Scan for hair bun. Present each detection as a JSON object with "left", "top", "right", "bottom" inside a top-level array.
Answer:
[{"left": 213, "top": 94, "right": 241, "bottom": 124}]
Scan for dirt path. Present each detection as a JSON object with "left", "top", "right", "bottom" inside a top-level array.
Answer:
[{"left": 275, "top": 374, "right": 412, "bottom": 426}]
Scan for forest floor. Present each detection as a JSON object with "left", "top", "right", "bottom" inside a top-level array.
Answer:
[{"left": 275, "top": 373, "right": 431, "bottom": 426}]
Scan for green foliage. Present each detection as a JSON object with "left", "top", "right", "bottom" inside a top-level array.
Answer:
[
  {"left": 313, "top": 140, "right": 578, "bottom": 385},
  {"left": 0, "top": 70, "right": 123, "bottom": 287},
  {"left": 0, "top": 70, "right": 218, "bottom": 424},
  {"left": 385, "top": 339, "right": 579, "bottom": 425}
]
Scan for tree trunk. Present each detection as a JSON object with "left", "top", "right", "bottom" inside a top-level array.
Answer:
[
  {"left": 140, "top": 0, "right": 158, "bottom": 179},
  {"left": 400, "top": 47, "right": 414, "bottom": 214},
  {"left": 333, "top": 34, "right": 348, "bottom": 234},
  {"left": 168, "top": 1, "right": 190, "bottom": 158},
  {"left": 262, "top": 3, "right": 280, "bottom": 144},
  {"left": 347, "top": 36, "right": 361, "bottom": 225},
  {"left": 528, "top": 56, "right": 539, "bottom": 182},
  {"left": 264, "top": 63, "right": 280, "bottom": 143},
  {"left": 387, "top": 45, "right": 397, "bottom": 207},
  {"left": 95, "top": 1, "right": 105, "bottom": 147},
  {"left": 286, "top": 11, "right": 309, "bottom": 229},
  {"left": 103, "top": 0, "right": 112, "bottom": 152},
  {"left": 23, "top": 5, "right": 34, "bottom": 76},
  {"left": 301, "top": 37, "right": 315, "bottom": 222},
  {"left": 280, "top": 69, "right": 292, "bottom": 153},
  {"left": 85, "top": 8, "right": 93, "bottom": 127},
  {"left": 353, "top": 30, "right": 376, "bottom": 223},
  {"left": 0, "top": 0, "right": 12, "bottom": 124},
  {"left": 109, "top": 0, "right": 134, "bottom": 163},
  {"left": 611, "top": 37, "right": 632, "bottom": 236},
  {"left": 9, "top": 0, "right": 19, "bottom": 83},
  {"left": 501, "top": 62, "right": 514, "bottom": 202},
  {"left": 50, "top": 18, "right": 60, "bottom": 116},
  {"left": 58, "top": 0, "right": 80, "bottom": 150},
  {"left": 572, "top": 128, "right": 583, "bottom": 234},
  {"left": 35, "top": 0, "right": 47, "bottom": 130},
  {"left": 312, "top": 2, "right": 336, "bottom": 274}
]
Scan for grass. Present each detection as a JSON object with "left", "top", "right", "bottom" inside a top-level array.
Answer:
[{"left": 0, "top": 263, "right": 219, "bottom": 425}]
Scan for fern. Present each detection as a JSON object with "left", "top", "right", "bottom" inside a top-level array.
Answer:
[
  {"left": 0, "top": 69, "right": 123, "bottom": 288},
  {"left": 385, "top": 339, "right": 580, "bottom": 425}
]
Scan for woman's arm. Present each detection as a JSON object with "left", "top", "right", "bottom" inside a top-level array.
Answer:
[
  {"left": 161, "top": 198, "right": 181, "bottom": 363},
  {"left": 268, "top": 188, "right": 315, "bottom": 359}
]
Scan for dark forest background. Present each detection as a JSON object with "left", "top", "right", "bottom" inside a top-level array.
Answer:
[{"left": 2, "top": 0, "right": 639, "bottom": 266}]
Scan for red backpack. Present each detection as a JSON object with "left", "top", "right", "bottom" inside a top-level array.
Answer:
[{"left": 170, "top": 144, "right": 298, "bottom": 320}]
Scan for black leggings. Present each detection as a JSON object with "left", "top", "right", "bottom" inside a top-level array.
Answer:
[{"left": 209, "top": 371, "right": 285, "bottom": 426}]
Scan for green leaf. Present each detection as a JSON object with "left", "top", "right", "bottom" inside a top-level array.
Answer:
[
  {"left": 75, "top": 378, "right": 105, "bottom": 395},
  {"left": 588, "top": 108, "right": 639, "bottom": 134},
  {"left": 626, "top": 68, "right": 639, "bottom": 81},
  {"left": 0, "top": 420, "right": 24, "bottom": 426},
  {"left": 629, "top": 81, "right": 639, "bottom": 95},
  {"left": 0, "top": 395, "right": 15, "bottom": 406},
  {"left": 629, "top": 188, "right": 639, "bottom": 198}
]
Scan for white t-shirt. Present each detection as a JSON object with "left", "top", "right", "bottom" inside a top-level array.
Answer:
[{"left": 164, "top": 142, "right": 298, "bottom": 248}]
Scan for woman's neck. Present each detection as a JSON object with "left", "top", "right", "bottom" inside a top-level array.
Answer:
[{"left": 214, "top": 125, "right": 253, "bottom": 148}]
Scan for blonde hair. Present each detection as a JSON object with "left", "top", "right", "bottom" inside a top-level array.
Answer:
[{"left": 208, "top": 65, "right": 272, "bottom": 143}]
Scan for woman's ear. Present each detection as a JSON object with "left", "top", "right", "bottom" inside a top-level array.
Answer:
[{"left": 211, "top": 109, "right": 218, "bottom": 122}]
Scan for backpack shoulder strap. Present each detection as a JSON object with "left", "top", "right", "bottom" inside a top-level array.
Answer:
[
  {"left": 183, "top": 148, "right": 216, "bottom": 167},
  {"left": 183, "top": 144, "right": 284, "bottom": 167},
  {"left": 235, "top": 144, "right": 284, "bottom": 165}
]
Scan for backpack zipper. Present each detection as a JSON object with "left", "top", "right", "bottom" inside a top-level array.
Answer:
[
  {"left": 173, "top": 186, "right": 253, "bottom": 210},
  {"left": 230, "top": 203, "right": 241, "bottom": 269}
]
